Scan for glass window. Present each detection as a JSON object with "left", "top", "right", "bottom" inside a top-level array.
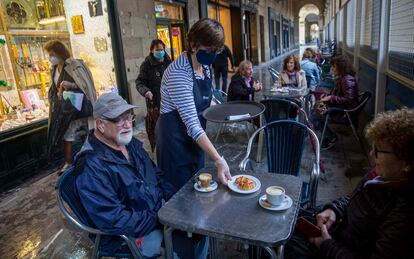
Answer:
[
  {"left": 388, "top": 0, "right": 414, "bottom": 81},
  {"left": 345, "top": 0, "right": 355, "bottom": 49},
  {"left": 154, "top": 1, "right": 183, "bottom": 20},
  {"left": 359, "top": 0, "right": 381, "bottom": 63}
]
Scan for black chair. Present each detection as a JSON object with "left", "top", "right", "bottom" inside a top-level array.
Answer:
[
  {"left": 260, "top": 98, "right": 299, "bottom": 123},
  {"left": 321, "top": 91, "right": 372, "bottom": 154},
  {"left": 56, "top": 166, "right": 144, "bottom": 259}
]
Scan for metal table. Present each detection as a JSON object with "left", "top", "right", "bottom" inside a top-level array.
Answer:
[
  {"left": 158, "top": 172, "right": 302, "bottom": 259},
  {"left": 203, "top": 101, "right": 265, "bottom": 143}
]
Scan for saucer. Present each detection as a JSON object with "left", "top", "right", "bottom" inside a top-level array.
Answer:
[
  {"left": 194, "top": 180, "right": 218, "bottom": 193},
  {"left": 259, "top": 194, "right": 292, "bottom": 211}
]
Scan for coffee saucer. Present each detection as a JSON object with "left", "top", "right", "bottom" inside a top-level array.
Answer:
[
  {"left": 259, "top": 194, "right": 292, "bottom": 211},
  {"left": 194, "top": 180, "right": 218, "bottom": 193}
]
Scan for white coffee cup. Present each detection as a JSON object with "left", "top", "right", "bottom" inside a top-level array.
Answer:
[{"left": 266, "top": 186, "right": 285, "bottom": 206}]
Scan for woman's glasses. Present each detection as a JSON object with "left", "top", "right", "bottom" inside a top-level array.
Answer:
[{"left": 373, "top": 145, "right": 394, "bottom": 158}]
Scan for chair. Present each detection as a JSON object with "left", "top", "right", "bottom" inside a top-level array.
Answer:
[
  {"left": 56, "top": 166, "right": 144, "bottom": 259},
  {"left": 212, "top": 88, "right": 227, "bottom": 104},
  {"left": 321, "top": 91, "right": 372, "bottom": 154},
  {"left": 239, "top": 120, "right": 320, "bottom": 209},
  {"left": 268, "top": 67, "right": 280, "bottom": 82},
  {"left": 260, "top": 98, "right": 300, "bottom": 123}
]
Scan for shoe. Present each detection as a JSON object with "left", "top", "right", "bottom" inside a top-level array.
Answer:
[
  {"left": 321, "top": 136, "right": 338, "bottom": 150},
  {"left": 58, "top": 163, "right": 71, "bottom": 176}
]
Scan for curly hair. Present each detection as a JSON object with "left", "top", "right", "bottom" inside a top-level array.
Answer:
[
  {"left": 331, "top": 55, "right": 356, "bottom": 77},
  {"left": 365, "top": 108, "right": 414, "bottom": 165},
  {"left": 283, "top": 55, "right": 301, "bottom": 71}
]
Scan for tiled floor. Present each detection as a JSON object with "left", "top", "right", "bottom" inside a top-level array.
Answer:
[{"left": 0, "top": 46, "right": 370, "bottom": 259}]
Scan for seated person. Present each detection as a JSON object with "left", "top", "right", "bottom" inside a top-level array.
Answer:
[
  {"left": 73, "top": 93, "right": 208, "bottom": 258},
  {"left": 278, "top": 55, "right": 307, "bottom": 90},
  {"left": 312, "top": 55, "right": 359, "bottom": 149},
  {"left": 285, "top": 108, "right": 414, "bottom": 259},
  {"left": 227, "top": 60, "right": 262, "bottom": 101},
  {"left": 301, "top": 50, "right": 321, "bottom": 91}
]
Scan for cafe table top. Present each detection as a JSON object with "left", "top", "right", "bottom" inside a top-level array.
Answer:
[
  {"left": 157, "top": 171, "right": 302, "bottom": 248},
  {"left": 202, "top": 101, "right": 265, "bottom": 123},
  {"left": 262, "top": 87, "right": 309, "bottom": 99}
]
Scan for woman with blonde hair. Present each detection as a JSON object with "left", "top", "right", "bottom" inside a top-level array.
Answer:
[{"left": 227, "top": 60, "right": 262, "bottom": 101}]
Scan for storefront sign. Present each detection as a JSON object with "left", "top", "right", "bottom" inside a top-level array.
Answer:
[{"left": 71, "top": 15, "right": 85, "bottom": 34}]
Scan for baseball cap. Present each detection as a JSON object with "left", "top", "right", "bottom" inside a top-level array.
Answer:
[{"left": 93, "top": 92, "right": 137, "bottom": 119}]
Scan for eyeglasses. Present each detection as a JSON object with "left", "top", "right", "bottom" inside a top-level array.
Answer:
[
  {"left": 373, "top": 145, "right": 394, "bottom": 158},
  {"left": 103, "top": 114, "right": 136, "bottom": 127}
]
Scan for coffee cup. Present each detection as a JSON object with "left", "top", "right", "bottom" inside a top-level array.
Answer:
[
  {"left": 266, "top": 186, "right": 285, "bottom": 206},
  {"left": 198, "top": 173, "right": 212, "bottom": 188}
]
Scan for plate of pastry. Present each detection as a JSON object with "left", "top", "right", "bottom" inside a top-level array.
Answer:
[{"left": 228, "top": 175, "right": 261, "bottom": 194}]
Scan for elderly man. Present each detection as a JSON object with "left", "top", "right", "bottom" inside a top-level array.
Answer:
[{"left": 73, "top": 93, "right": 208, "bottom": 258}]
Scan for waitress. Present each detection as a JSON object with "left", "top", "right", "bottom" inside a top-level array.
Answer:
[{"left": 156, "top": 18, "right": 232, "bottom": 191}]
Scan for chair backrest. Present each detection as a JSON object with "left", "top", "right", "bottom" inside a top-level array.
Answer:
[
  {"left": 348, "top": 91, "right": 372, "bottom": 114},
  {"left": 260, "top": 99, "right": 300, "bottom": 123},
  {"left": 265, "top": 120, "right": 308, "bottom": 175}
]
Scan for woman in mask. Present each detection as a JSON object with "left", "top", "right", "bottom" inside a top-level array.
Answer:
[
  {"left": 136, "top": 39, "right": 171, "bottom": 151},
  {"left": 156, "top": 18, "right": 232, "bottom": 192},
  {"left": 44, "top": 40, "right": 96, "bottom": 173}
]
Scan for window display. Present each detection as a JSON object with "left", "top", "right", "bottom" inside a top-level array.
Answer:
[{"left": 0, "top": 0, "right": 116, "bottom": 132}]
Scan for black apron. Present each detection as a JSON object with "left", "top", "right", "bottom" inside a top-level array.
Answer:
[{"left": 156, "top": 54, "right": 212, "bottom": 192}]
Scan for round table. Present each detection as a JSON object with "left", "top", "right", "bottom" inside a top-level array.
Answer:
[{"left": 203, "top": 101, "right": 265, "bottom": 123}]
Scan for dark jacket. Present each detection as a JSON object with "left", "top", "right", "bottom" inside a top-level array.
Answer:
[
  {"left": 136, "top": 53, "right": 171, "bottom": 108},
  {"left": 213, "top": 45, "right": 234, "bottom": 69},
  {"left": 227, "top": 73, "right": 255, "bottom": 101},
  {"left": 329, "top": 74, "right": 359, "bottom": 110},
  {"left": 320, "top": 171, "right": 414, "bottom": 259},
  {"left": 74, "top": 132, "right": 175, "bottom": 253}
]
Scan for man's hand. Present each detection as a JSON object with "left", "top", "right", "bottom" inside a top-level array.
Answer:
[
  {"left": 145, "top": 91, "right": 153, "bottom": 100},
  {"left": 215, "top": 156, "right": 232, "bottom": 185},
  {"left": 316, "top": 208, "right": 337, "bottom": 229},
  {"left": 309, "top": 225, "right": 332, "bottom": 249}
]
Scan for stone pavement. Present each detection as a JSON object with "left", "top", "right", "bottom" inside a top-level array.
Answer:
[{"left": 0, "top": 46, "right": 370, "bottom": 259}]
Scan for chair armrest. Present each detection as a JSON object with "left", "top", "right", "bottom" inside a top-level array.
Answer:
[
  {"left": 239, "top": 126, "right": 266, "bottom": 171},
  {"left": 327, "top": 107, "right": 345, "bottom": 113}
]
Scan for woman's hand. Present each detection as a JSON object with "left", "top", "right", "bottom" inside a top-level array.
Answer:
[
  {"left": 320, "top": 95, "right": 332, "bottom": 102},
  {"left": 145, "top": 91, "right": 153, "bottom": 100},
  {"left": 60, "top": 81, "right": 75, "bottom": 90},
  {"left": 309, "top": 225, "right": 332, "bottom": 249},
  {"left": 316, "top": 208, "right": 337, "bottom": 229},
  {"left": 253, "top": 80, "right": 262, "bottom": 91},
  {"left": 214, "top": 156, "right": 232, "bottom": 185}
]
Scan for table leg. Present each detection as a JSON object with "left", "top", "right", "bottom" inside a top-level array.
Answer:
[
  {"left": 208, "top": 237, "right": 219, "bottom": 259},
  {"left": 163, "top": 226, "right": 174, "bottom": 259},
  {"left": 256, "top": 114, "right": 264, "bottom": 162}
]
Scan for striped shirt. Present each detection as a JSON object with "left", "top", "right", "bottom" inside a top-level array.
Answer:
[{"left": 160, "top": 52, "right": 211, "bottom": 141}]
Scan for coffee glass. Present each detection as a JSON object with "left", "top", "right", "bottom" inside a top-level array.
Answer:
[
  {"left": 198, "top": 173, "right": 212, "bottom": 188},
  {"left": 266, "top": 186, "right": 285, "bottom": 206}
]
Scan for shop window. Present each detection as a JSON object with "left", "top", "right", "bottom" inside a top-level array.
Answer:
[
  {"left": 155, "top": 1, "right": 183, "bottom": 20},
  {"left": 0, "top": 0, "right": 116, "bottom": 132},
  {"left": 388, "top": 0, "right": 414, "bottom": 82}
]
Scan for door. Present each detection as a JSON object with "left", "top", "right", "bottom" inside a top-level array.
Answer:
[{"left": 156, "top": 24, "right": 173, "bottom": 59}]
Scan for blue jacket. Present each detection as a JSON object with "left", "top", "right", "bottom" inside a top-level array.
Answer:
[
  {"left": 73, "top": 132, "right": 175, "bottom": 253},
  {"left": 300, "top": 58, "right": 320, "bottom": 90}
]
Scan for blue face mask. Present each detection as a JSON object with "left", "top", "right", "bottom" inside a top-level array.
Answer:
[
  {"left": 153, "top": 50, "right": 165, "bottom": 59},
  {"left": 196, "top": 49, "right": 217, "bottom": 65}
]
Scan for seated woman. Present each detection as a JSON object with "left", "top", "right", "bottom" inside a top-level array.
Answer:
[
  {"left": 285, "top": 108, "right": 414, "bottom": 259},
  {"left": 301, "top": 50, "right": 321, "bottom": 91},
  {"left": 312, "top": 55, "right": 359, "bottom": 149},
  {"left": 278, "top": 55, "right": 307, "bottom": 90},
  {"left": 227, "top": 60, "right": 262, "bottom": 101}
]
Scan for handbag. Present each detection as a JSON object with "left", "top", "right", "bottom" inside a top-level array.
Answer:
[
  {"left": 61, "top": 92, "right": 93, "bottom": 119},
  {"left": 313, "top": 100, "right": 328, "bottom": 115}
]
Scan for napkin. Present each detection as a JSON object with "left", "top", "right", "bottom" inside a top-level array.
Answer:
[{"left": 227, "top": 113, "right": 251, "bottom": 120}]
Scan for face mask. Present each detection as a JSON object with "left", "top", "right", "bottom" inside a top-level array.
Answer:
[
  {"left": 49, "top": 56, "right": 60, "bottom": 65},
  {"left": 153, "top": 50, "right": 165, "bottom": 59},
  {"left": 196, "top": 49, "right": 217, "bottom": 65},
  {"left": 116, "top": 129, "right": 133, "bottom": 146}
]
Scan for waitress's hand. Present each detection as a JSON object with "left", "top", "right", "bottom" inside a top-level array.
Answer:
[
  {"left": 145, "top": 91, "right": 153, "bottom": 100},
  {"left": 215, "top": 156, "right": 232, "bottom": 185}
]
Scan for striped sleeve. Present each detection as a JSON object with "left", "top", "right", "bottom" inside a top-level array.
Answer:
[{"left": 160, "top": 55, "right": 205, "bottom": 141}]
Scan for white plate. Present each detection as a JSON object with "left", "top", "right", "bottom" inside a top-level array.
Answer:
[
  {"left": 194, "top": 180, "right": 218, "bottom": 193},
  {"left": 227, "top": 175, "right": 261, "bottom": 194},
  {"left": 259, "top": 194, "right": 293, "bottom": 211}
]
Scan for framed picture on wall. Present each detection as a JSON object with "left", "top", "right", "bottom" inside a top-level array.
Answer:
[
  {"left": 71, "top": 15, "right": 85, "bottom": 34},
  {"left": 21, "top": 89, "right": 41, "bottom": 109}
]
